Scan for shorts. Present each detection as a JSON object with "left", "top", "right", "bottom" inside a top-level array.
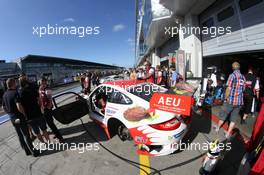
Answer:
[
  {"left": 243, "top": 95, "right": 253, "bottom": 114},
  {"left": 28, "top": 117, "right": 47, "bottom": 135},
  {"left": 219, "top": 102, "right": 241, "bottom": 122}
]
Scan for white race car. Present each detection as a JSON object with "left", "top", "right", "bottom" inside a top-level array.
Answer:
[{"left": 52, "top": 80, "right": 193, "bottom": 156}]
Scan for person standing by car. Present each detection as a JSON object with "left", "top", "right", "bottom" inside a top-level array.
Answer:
[
  {"left": 162, "top": 66, "right": 169, "bottom": 88},
  {"left": 39, "top": 77, "right": 64, "bottom": 142},
  {"left": 143, "top": 61, "right": 155, "bottom": 83},
  {"left": 155, "top": 65, "right": 163, "bottom": 85},
  {"left": 18, "top": 76, "right": 50, "bottom": 143},
  {"left": 170, "top": 67, "right": 178, "bottom": 87},
  {"left": 2, "top": 78, "right": 39, "bottom": 156},
  {"left": 216, "top": 62, "right": 246, "bottom": 138},
  {"left": 80, "top": 73, "right": 85, "bottom": 92},
  {"left": 136, "top": 68, "right": 144, "bottom": 80},
  {"left": 130, "top": 69, "right": 137, "bottom": 80},
  {"left": 84, "top": 72, "right": 91, "bottom": 94},
  {"left": 241, "top": 67, "right": 258, "bottom": 124}
]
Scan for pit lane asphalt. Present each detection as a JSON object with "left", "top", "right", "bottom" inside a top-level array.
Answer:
[{"left": 0, "top": 84, "right": 246, "bottom": 175}]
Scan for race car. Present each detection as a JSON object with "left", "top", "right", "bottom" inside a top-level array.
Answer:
[{"left": 52, "top": 80, "right": 193, "bottom": 156}]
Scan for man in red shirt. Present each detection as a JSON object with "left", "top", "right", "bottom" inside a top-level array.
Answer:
[
  {"left": 39, "top": 77, "right": 63, "bottom": 142},
  {"left": 143, "top": 61, "right": 155, "bottom": 83}
]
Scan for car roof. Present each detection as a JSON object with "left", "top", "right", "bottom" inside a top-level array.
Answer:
[{"left": 103, "top": 79, "right": 146, "bottom": 89}]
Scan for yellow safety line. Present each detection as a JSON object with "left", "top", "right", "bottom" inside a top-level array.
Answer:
[{"left": 139, "top": 153, "right": 150, "bottom": 175}]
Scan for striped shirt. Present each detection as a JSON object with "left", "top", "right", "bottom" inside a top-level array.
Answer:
[{"left": 226, "top": 70, "right": 246, "bottom": 106}]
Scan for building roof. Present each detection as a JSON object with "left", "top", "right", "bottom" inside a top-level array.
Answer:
[{"left": 20, "top": 55, "right": 122, "bottom": 69}]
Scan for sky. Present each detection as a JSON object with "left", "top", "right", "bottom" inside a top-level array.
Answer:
[{"left": 0, "top": 0, "right": 136, "bottom": 67}]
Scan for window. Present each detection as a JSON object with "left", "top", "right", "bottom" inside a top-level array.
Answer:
[
  {"left": 217, "top": 6, "right": 234, "bottom": 22},
  {"left": 202, "top": 18, "right": 214, "bottom": 28},
  {"left": 108, "top": 90, "right": 132, "bottom": 105},
  {"left": 239, "top": 0, "right": 263, "bottom": 11}
]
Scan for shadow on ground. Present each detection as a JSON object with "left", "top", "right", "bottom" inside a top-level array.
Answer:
[
  {"left": 40, "top": 120, "right": 108, "bottom": 156},
  {"left": 182, "top": 107, "right": 212, "bottom": 145}
]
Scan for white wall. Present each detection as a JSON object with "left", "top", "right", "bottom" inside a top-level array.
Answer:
[{"left": 179, "top": 14, "right": 203, "bottom": 77}]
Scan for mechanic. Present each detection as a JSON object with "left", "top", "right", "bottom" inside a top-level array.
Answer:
[
  {"left": 143, "top": 60, "right": 155, "bottom": 83},
  {"left": 18, "top": 76, "right": 50, "bottom": 143},
  {"left": 2, "top": 78, "right": 40, "bottom": 156},
  {"left": 39, "top": 77, "right": 64, "bottom": 142},
  {"left": 216, "top": 62, "right": 246, "bottom": 139}
]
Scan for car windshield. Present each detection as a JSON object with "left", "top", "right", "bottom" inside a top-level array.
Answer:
[{"left": 127, "top": 83, "right": 167, "bottom": 102}]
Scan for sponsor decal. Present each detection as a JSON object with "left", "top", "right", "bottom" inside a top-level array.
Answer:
[
  {"left": 150, "top": 93, "right": 192, "bottom": 116},
  {"left": 106, "top": 108, "right": 116, "bottom": 115},
  {"left": 134, "top": 136, "right": 148, "bottom": 144}
]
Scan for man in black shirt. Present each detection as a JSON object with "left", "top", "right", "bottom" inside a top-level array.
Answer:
[
  {"left": 2, "top": 78, "right": 39, "bottom": 156},
  {"left": 18, "top": 76, "right": 50, "bottom": 143},
  {"left": 242, "top": 67, "right": 257, "bottom": 124}
]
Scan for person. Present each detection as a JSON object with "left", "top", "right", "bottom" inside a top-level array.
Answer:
[
  {"left": 170, "top": 67, "right": 178, "bottom": 87},
  {"left": 84, "top": 72, "right": 91, "bottom": 95},
  {"left": 96, "top": 73, "right": 100, "bottom": 86},
  {"left": 136, "top": 68, "right": 144, "bottom": 80},
  {"left": 91, "top": 72, "right": 97, "bottom": 87},
  {"left": 143, "top": 61, "right": 155, "bottom": 83},
  {"left": 216, "top": 62, "right": 246, "bottom": 138},
  {"left": 155, "top": 65, "right": 163, "bottom": 85},
  {"left": 130, "top": 69, "right": 137, "bottom": 80},
  {"left": 39, "top": 77, "right": 64, "bottom": 142},
  {"left": 2, "top": 78, "right": 39, "bottom": 156},
  {"left": 204, "top": 79, "right": 215, "bottom": 105},
  {"left": 241, "top": 67, "right": 258, "bottom": 124},
  {"left": 18, "top": 76, "right": 50, "bottom": 143},
  {"left": 237, "top": 97, "right": 264, "bottom": 175},
  {"left": 80, "top": 73, "right": 85, "bottom": 92},
  {"left": 162, "top": 66, "right": 169, "bottom": 88},
  {"left": 252, "top": 76, "right": 260, "bottom": 117}
]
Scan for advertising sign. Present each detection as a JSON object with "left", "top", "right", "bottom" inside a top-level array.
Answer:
[{"left": 150, "top": 93, "right": 192, "bottom": 116}]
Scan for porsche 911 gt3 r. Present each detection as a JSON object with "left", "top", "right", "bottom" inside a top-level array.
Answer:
[{"left": 52, "top": 80, "right": 193, "bottom": 156}]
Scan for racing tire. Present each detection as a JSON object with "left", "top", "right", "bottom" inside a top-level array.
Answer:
[{"left": 117, "top": 124, "right": 132, "bottom": 141}]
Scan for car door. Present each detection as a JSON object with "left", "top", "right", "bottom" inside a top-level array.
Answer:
[{"left": 52, "top": 92, "right": 89, "bottom": 124}]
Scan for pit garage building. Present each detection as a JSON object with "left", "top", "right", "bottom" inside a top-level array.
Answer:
[{"left": 136, "top": 0, "right": 264, "bottom": 82}]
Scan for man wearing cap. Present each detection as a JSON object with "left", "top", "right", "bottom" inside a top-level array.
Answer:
[{"left": 216, "top": 62, "right": 246, "bottom": 138}]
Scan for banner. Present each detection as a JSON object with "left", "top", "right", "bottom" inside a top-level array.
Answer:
[{"left": 150, "top": 93, "right": 192, "bottom": 116}]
